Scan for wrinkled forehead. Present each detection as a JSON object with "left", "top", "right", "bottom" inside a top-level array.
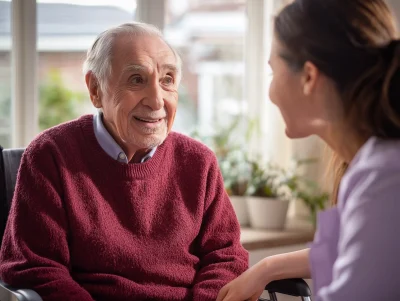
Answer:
[{"left": 111, "top": 35, "right": 178, "bottom": 71}]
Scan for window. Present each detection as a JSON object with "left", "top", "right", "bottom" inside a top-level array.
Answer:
[
  {"left": 6, "top": 0, "right": 256, "bottom": 148},
  {"left": 36, "top": 0, "right": 137, "bottom": 131},
  {"left": 0, "top": 0, "right": 11, "bottom": 147},
  {"left": 164, "top": 0, "right": 247, "bottom": 136}
]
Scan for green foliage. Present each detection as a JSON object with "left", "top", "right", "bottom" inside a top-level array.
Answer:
[
  {"left": 0, "top": 79, "right": 11, "bottom": 120},
  {"left": 191, "top": 116, "right": 329, "bottom": 221},
  {"left": 0, "top": 81, "right": 11, "bottom": 147},
  {"left": 0, "top": 96, "right": 10, "bottom": 119},
  {"left": 219, "top": 149, "right": 251, "bottom": 196},
  {"left": 39, "top": 70, "right": 86, "bottom": 131},
  {"left": 191, "top": 116, "right": 290, "bottom": 199},
  {"left": 191, "top": 115, "right": 256, "bottom": 196},
  {"left": 282, "top": 159, "right": 330, "bottom": 227},
  {"left": 246, "top": 160, "right": 280, "bottom": 198}
]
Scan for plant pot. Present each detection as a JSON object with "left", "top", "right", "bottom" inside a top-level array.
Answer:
[
  {"left": 288, "top": 198, "right": 309, "bottom": 219},
  {"left": 247, "top": 196, "right": 290, "bottom": 230},
  {"left": 229, "top": 196, "right": 250, "bottom": 226}
]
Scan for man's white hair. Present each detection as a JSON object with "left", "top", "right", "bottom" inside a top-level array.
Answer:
[{"left": 82, "top": 22, "right": 182, "bottom": 93}]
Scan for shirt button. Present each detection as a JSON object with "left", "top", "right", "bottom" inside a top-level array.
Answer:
[{"left": 118, "top": 153, "right": 126, "bottom": 160}]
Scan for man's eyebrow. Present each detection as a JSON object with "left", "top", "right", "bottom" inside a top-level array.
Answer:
[
  {"left": 123, "top": 64, "right": 148, "bottom": 73},
  {"left": 162, "top": 64, "right": 179, "bottom": 73}
]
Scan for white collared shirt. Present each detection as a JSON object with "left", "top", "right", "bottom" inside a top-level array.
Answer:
[{"left": 93, "top": 112, "right": 157, "bottom": 163}]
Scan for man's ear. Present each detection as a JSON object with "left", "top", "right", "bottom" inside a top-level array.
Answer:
[
  {"left": 85, "top": 72, "right": 102, "bottom": 108},
  {"left": 301, "top": 61, "right": 319, "bottom": 96}
]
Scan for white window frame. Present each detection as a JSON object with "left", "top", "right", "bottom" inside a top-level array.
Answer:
[
  {"left": 10, "top": 0, "right": 151, "bottom": 147},
  {"left": 136, "top": 0, "right": 165, "bottom": 30},
  {"left": 245, "top": 0, "right": 268, "bottom": 157},
  {"left": 11, "top": 0, "right": 275, "bottom": 152},
  {"left": 11, "top": 0, "right": 37, "bottom": 148}
]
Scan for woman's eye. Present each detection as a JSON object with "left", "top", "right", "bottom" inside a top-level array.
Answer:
[{"left": 130, "top": 75, "right": 145, "bottom": 84}]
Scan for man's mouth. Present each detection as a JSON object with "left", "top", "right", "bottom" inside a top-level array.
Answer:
[{"left": 134, "top": 117, "right": 164, "bottom": 123}]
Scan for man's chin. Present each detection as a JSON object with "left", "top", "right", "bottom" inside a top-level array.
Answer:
[{"left": 131, "top": 132, "right": 168, "bottom": 149}]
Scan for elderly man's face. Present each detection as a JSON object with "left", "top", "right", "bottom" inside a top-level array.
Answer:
[{"left": 94, "top": 35, "right": 179, "bottom": 153}]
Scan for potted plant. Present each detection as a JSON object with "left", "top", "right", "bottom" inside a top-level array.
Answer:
[
  {"left": 191, "top": 116, "right": 254, "bottom": 226},
  {"left": 297, "top": 190, "right": 329, "bottom": 228},
  {"left": 220, "top": 150, "right": 251, "bottom": 226},
  {"left": 246, "top": 161, "right": 290, "bottom": 230},
  {"left": 282, "top": 159, "right": 330, "bottom": 228}
]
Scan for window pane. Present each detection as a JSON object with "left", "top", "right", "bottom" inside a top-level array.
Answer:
[
  {"left": 0, "top": 0, "right": 11, "bottom": 147},
  {"left": 165, "top": 0, "right": 247, "bottom": 136},
  {"left": 37, "top": 0, "right": 136, "bottom": 131}
]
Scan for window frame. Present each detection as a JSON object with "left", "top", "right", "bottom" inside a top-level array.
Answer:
[{"left": 10, "top": 0, "right": 273, "bottom": 151}]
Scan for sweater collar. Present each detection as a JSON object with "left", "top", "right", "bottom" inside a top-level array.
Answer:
[{"left": 80, "top": 114, "right": 170, "bottom": 179}]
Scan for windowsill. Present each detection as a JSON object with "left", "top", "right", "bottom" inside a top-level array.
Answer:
[{"left": 240, "top": 218, "right": 315, "bottom": 251}]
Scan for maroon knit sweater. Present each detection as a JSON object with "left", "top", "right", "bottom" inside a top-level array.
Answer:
[{"left": 0, "top": 115, "right": 248, "bottom": 301}]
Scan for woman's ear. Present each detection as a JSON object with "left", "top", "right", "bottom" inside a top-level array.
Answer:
[
  {"left": 85, "top": 72, "right": 102, "bottom": 108},
  {"left": 302, "top": 61, "right": 319, "bottom": 96}
]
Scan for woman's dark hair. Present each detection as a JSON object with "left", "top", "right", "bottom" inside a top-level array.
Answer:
[{"left": 275, "top": 0, "right": 400, "bottom": 204}]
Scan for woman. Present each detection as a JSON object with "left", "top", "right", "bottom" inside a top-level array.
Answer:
[{"left": 217, "top": 0, "right": 400, "bottom": 300}]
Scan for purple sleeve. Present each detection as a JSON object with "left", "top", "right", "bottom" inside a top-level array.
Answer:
[{"left": 315, "top": 169, "right": 400, "bottom": 300}]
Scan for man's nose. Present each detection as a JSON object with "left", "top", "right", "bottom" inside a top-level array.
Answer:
[{"left": 142, "top": 80, "right": 164, "bottom": 111}]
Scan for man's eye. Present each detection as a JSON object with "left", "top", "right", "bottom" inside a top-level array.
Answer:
[
  {"left": 162, "top": 75, "right": 174, "bottom": 85},
  {"left": 130, "top": 75, "right": 145, "bottom": 84}
]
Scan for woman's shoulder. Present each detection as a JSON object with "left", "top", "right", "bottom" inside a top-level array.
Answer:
[
  {"left": 338, "top": 137, "right": 400, "bottom": 211},
  {"left": 352, "top": 137, "right": 400, "bottom": 170}
]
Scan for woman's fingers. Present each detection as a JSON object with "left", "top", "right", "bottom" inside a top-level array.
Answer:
[
  {"left": 251, "top": 292, "right": 261, "bottom": 301},
  {"left": 216, "top": 285, "right": 228, "bottom": 301}
]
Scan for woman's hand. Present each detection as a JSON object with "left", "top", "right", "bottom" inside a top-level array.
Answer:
[
  {"left": 216, "top": 259, "right": 269, "bottom": 301},
  {"left": 216, "top": 249, "right": 311, "bottom": 301}
]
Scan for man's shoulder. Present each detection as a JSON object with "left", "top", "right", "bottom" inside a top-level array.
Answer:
[
  {"left": 166, "top": 132, "right": 216, "bottom": 162},
  {"left": 25, "top": 115, "right": 92, "bottom": 158}
]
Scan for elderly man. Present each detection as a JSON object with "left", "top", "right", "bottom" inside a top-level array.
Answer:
[{"left": 0, "top": 22, "right": 248, "bottom": 301}]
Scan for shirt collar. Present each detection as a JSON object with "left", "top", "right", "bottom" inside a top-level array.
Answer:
[{"left": 93, "top": 112, "right": 157, "bottom": 163}]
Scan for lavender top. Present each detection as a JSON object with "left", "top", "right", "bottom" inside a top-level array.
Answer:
[{"left": 310, "top": 136, "right": 400, "bottom": 300}]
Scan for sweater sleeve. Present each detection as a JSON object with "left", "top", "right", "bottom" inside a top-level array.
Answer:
[
  {"left": 0, "top": 140, "right": 94, "bottom": 301},
  {"left": 191, "top": 156, "right": 249, "bottom": 301}
]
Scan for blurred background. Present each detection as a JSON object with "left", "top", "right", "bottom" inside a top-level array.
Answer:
[
  {"left": 1, "top": 3, "right": 400, "bottom": 297},
  {"left": 0, "top": 0, "right": 296, "bottom": 162},
  {"left": 0, "top": 0, "right": 320, "bottom": 183}
]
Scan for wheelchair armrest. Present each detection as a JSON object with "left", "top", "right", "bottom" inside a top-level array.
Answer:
[
  {"left": 0, "top": 280, "right": 43, "bottom": 301},
  {"left": 265, "top": 278, "right": 311, "bottom": 297}
]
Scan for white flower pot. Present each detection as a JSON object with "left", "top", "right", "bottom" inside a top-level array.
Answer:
[
  {"left": 288, "top": 197, "right": 311, "bottom": 219},
  {"left": 247, "top": 196, "right": 290, "bottom": 230},
  {"left": 229, "top": 196, "right": 249, "bottom": 226}
]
